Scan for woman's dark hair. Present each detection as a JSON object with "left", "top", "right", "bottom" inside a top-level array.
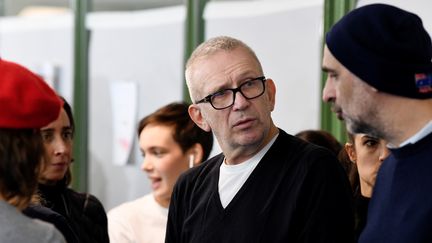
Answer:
[
  {"left": 295, "top": 130, "right": 361, "bottom": 195},
  {"left": 0, "top": 129, "right": 44, "bottom": 209},
  {"left": 58, "top": 97, "right": 74, "bottom": 187},
  {"left": 295, "top": 129, "right": 342, "bottom": 156},
  {"left": 338, "top": 132, "right": 360, "bottom": 196},
  {"left": 137, "top": 102, "right": 213, "bottom": 161},
  {"left": 61, "top": 97, "right": 75, "bottom": 135}
]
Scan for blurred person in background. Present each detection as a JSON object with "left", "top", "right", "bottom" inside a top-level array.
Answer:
[
  {"left": 108, "top": 102, "right": 213, "bottom": 243},
  {"left": 295, "top": 129, "right": 342, "bottom": 156}
]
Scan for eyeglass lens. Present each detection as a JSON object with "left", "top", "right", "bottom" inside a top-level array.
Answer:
[{"left": 211, "top": 78, "right": 265, "bottom": 109}]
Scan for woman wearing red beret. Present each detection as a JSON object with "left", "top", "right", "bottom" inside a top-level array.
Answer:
[{"left": 0, "top": 59, "right": 66, "bottom": 243}]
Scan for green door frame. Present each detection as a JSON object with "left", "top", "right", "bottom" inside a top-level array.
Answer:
[
  {"left": 71, "top": 0, "right": 91, "bottom": 191},
  {"left": 183, "top": 0, "right": 208, "bottom": 103},
  {"left": 320, "top": 0, "right": 357, "bottom": 142}
]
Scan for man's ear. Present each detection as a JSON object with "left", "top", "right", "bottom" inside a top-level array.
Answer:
[
  {"left": 265, "top": 78, "right": 276, "bottom": 111},
  {"left": 344, "top": 143, "right": 357, "bottom": 163},
  {"left": 188, "top": 104, "right": 211, "bottom": 132}
]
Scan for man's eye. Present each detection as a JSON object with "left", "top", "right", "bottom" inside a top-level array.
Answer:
[
  {"left": 213, "top": 90, "right": 229, "bottom": 98},
  {"left": 329, "top": 73, "right": 338, "bottom": 79},
  {"left": 243, "top": 80, "right": 254, "bottom": 87}
]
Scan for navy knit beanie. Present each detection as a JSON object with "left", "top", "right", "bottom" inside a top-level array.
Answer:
[{"left": 326, "top": 4, "right": 432, "bottom": 99}]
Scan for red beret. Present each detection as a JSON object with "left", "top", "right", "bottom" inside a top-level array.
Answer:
[{"left": 0, "top": 59, "right": 62, "bottom": 129}]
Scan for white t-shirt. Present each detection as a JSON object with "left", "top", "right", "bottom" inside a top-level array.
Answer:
[
  {"left": 108, "top": 193, "right": 168, "bottom": 243},
  {"left": 218, "top": 134, "right": 278, "bottom": 208}
]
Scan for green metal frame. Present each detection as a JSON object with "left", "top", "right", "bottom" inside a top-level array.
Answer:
[
  {"left": 71, "top": 0, "right": 90, "bottom": 191},
  {"left": 0, "top": 0, "right": 4, "bottom": 16},
  {"left": 320, "top": 0, "right": 357, "bottom": 142},
  {"left": 183, "top": 0, "right": 208, "bottom": 103}
]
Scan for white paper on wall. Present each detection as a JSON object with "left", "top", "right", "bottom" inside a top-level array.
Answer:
[{"left": 110, "top": 81, "right": 138, "bottom": 165}]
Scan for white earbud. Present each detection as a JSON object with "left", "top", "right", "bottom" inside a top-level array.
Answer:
[{"left": 189, "top": 154, "right": 195, "bottom": 168}]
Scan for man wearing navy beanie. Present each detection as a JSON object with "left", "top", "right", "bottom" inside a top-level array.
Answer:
[{"left": 322, "top": 3, "right": 432, "bottom": 243}]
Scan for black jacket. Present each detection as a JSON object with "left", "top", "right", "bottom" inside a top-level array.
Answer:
[
  {"left": 38, "top": 183, "right": 109, "bottom": 243},
  {"left": 166, "top": 129, "right": 355, "bottom": 243},
  {"left": 23, "top": 204, "right": 79, "bottom": 243}
]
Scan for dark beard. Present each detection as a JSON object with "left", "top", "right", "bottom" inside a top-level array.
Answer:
[{"left": 346, "top": 117, "right": 386, "bottom": 139}]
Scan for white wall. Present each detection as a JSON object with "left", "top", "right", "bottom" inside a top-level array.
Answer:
[
  {"left": 0, "top": 14, "right": 74, "bottom": 101},
  {"left": 357, "top": 0, "right": 432, "bottom": 34},
  {"left": 205, "top": 0, "right": 324, "bottom": 134},
  {"left": 87, "top": 6, "right": 186, "bottom": 209}
]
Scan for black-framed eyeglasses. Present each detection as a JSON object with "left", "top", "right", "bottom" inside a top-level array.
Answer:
[{"left": 195, "top": 76, "right": 266, "bottom": 110}]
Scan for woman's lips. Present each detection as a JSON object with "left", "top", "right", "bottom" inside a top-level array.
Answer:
[{"left": 50, "top": 162, "right": 68, "bottom": 170}]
